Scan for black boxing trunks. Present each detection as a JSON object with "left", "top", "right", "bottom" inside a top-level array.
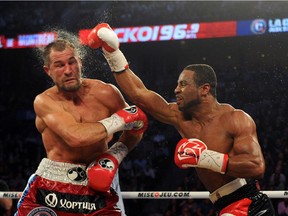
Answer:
[
  {"left": 15, "top": 158, "right": 122, "bottom": 216},
  {"left": 209, "top": 178, "right": 275, "bottom": 216}
]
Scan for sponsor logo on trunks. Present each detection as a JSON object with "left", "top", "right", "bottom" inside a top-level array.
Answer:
[
  {"left": 36, "top": 189, "right": 106, "bottom": 213},
  {"left": 67, "top": 167, "right": 87, "bottom": 182},
  {"left": 27, "top": 206, "right": 57, "bottom": 216},
  {"left": 45, "top": 193, "right": 58, "bottom": 208},
  {"left": 284, "top": 191, "right": 288, "bottom": 196},
  {"left": 98, "top": 158, "right": 115, "bottom": 170}
]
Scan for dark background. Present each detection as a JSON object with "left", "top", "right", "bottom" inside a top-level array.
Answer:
[{"left": 0, "top": 1, "right": 288, "bottom": 215}]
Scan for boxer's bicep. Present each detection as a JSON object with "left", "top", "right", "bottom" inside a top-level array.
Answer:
[
  {"left": 34, "top": 94, "right": 80, "bottom": 137},
  {"left": 226, "top": 110, "right": 265, "bottom": 178},
  {"left": 231, "top": 110, "right": 260, "bottom": 156}
]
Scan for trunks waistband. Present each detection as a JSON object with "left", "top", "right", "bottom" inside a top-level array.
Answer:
[
  {"left": 35, "top": 158, "right": 88, "bottom": 186},
  {"left": 209, "top": 178, "right": 247, "bottom": 203}
]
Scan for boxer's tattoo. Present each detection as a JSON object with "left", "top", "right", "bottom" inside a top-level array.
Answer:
[
  {"left": 108, "top": 142, "right": 128, "bottom": 162},
  {"left": 110, "top": 144, "right": 127, "bottom": 155}
]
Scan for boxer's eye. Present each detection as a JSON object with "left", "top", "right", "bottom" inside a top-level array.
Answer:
[
  {"left": 68, "top": 58, "right": 77, "bottom": 65},
  {"left": 179, "top": 81, "right": 188, "bottom": 87},
  {"left": 53, "top": 62, "right": 64, "bottom": 68}
]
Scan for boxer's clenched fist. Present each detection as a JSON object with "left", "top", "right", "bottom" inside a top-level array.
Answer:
[
  {"left": 174, "top": 138, "right": 228, "bottom": 174},
  {"left": 88, "top": 23, "right": 129, "bottom": 72}
]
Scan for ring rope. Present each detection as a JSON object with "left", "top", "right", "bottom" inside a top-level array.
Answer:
[{"left": 0, "top": 191, "right": 287, "bottom": 199}]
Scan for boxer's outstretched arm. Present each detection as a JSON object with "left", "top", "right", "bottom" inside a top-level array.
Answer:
[
  {"left": 114, "top": 68, "right": 178, "bottom": 125},
  {"left": 88, "top": 23, "right": 178, "bottom": 125}
]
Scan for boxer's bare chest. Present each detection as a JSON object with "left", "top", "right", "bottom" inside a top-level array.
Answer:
[
  {"left": 178, "top": 116, "right": 231, "bottom": 152},
  {"left": 61, "top": 97, "right": 110, "bottom": 123}
]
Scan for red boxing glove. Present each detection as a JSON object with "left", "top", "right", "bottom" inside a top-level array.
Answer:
[
  {"left": 121, "top": 106, "right": 148, "bottom": 135},
  {"left": 87, "top": 153, "right": 119, "bottom": 192},
  {"left": 87, "top": 142, "right": 129, "bottom": 192},
  {"left": 87, "top": 23, "right": 118, "bottom": 52},
  {"left": 174, "top": 138, "right": 228, "bottom": 174},
  {"left": 87, "top": 23, "right": 128, "bottom": 72},
  {"left": 98, "top": 105, "right": 148, "bottom": 136}
]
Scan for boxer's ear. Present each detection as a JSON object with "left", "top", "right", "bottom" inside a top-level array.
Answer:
[
  {"left": 199, "top": 83, "right": 210, "bottom": 96},
  {"left": 78, "top": 57, "right": 83, "bottom": 68},
  {"left": 43, "top": 65, "right": 49, "bottom": 75}
]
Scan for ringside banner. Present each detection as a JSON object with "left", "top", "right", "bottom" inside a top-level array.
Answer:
[
  {"left": 79, "top": 21, "right": 237, "bottom": 44},
  {"left": 1, "top": 32, "right": 56, "bottom": 49}
]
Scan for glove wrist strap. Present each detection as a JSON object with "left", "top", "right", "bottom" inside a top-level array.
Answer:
[
  {"left": 98, "top": 114, "right": 124, "bottom": 136},
  {"left": 198, "top": 150, "right": 229, "bottom": 174},
  {"left": 103, "top": 49, "right": 129, "bottom": 72}
]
